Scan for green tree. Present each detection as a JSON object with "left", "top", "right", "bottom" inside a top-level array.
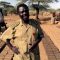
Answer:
[
  {"left": 0, "top": 1, "right": 15, "bottom": 15},
  {"left": 16, "top": 0, "right": 58, "bottom": 3},
  {"left": 31, "top": 0, "right": 58, "bottom": 3}
]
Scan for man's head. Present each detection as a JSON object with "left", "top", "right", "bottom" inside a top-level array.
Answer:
[{"left": 17, "top": 4, "right": 29, "bottom": 23}]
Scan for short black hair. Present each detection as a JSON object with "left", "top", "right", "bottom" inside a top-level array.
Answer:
[{"left": 17, "top": 3, "right": 29, "bottom": 14}]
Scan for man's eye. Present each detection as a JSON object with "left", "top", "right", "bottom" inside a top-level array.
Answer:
[{"left": 19, "top": 10, "right": 28, "bottom": 13}]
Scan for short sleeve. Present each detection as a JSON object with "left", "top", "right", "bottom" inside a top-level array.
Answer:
[{"left": 0, "top": 27, "right": 13, "bottom": 42}]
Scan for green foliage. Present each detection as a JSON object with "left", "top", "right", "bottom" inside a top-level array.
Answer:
[
  {"left": 7, "top": 7, "right": 16, "bottom": 14},
  {"left": 0, "top": 1, "right": 16, "bottom": 15},
  {"left": 57, "top": 9, "right": 60, "bottom": 11},
  {"left": 16, "top": 0, "right": 58, "bottom": 3},
  {"left": 47, "top": 8, "right": 56, "bottom": 12},
  {"left": 31, "top": 0, "right": 58, "bottom": 3}
]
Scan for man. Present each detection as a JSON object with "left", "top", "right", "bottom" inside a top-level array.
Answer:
[
  {"left": 51, "top": 12, "right": 56, "bottom": 24},
  {"left": 0, "top": 9, "right": 7, "bottom": 33},
  {"left": 0, "top": 4, "right": 44, "bottom": 60}
]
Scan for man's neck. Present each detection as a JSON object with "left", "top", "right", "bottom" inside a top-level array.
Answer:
[{"left": 22, "top": 19, "right": 29, "bottom": 24}]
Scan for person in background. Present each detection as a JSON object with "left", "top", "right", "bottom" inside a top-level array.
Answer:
[
  {"left": 51, "top": 12, "right": 56, "bottom": 24},
  {"left": 0, "top": 9, "right": 7, "bottom": 33}
]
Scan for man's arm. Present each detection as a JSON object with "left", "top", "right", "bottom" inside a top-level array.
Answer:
[
  {"left": 29, "top": 21, "right": 44, "bottom": 52},
  {"left": 6, "top": 39, "right": 20, "bottom": 54},
  {"left": 29, "top": 36, "right": 43, "bottom": 52},
  {"left": 0, "top": 27, "right": 20, "bottom": 54}
]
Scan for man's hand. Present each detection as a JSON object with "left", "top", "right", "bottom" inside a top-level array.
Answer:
[
  {"left": 6, "top": 39, "right": 20, "bottom": 54},
  {"left": 29, "top": 39, "right": 41, "bottom": 52},
  {"left": 12, "top": 46, "right": 20, "bottom": 54}
]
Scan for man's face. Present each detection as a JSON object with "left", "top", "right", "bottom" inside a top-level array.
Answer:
[{"left": 18, "top": 6, "right": 29, "bottom": 23}]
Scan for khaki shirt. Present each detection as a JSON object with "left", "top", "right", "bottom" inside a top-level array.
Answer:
[{"left": 0, "top": 19, "right": 43, "bottom": 54}]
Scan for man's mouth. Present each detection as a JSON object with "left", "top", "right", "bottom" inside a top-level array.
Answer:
[{"left": 23, "top": 16, "right": 28, "bottom": 19}]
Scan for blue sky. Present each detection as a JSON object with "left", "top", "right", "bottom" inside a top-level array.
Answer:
[
  {"left": 48, "top": 0, "right": 60, "bottom": 9},
  {"left": 0, "top": 0, "right": 60, "bottom": 9},
  {"left": 0, "top": 0, "right": 18, "bottom": 6}
]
